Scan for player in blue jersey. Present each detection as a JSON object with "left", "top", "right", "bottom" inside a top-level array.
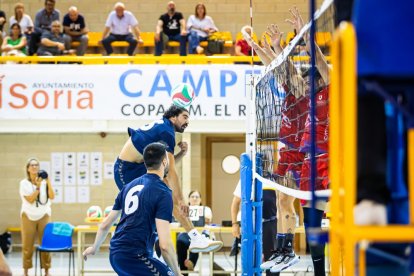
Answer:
[
  {"left": 83, "top": 142, "right": 182, "bottom": 276},
  {"left": 114, "top": 104, "right": 223, "bottom": 253}
]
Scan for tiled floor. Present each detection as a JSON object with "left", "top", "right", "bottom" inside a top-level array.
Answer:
[{"left": 5, "top": 251, "right": 327, "bottom": 275}]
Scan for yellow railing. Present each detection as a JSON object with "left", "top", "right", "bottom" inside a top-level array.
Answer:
[
  {"left": 0, "top": 54, "right": 332, "bottom": 65},
  {"left": 0, "top": 55, "right": 262, "bottom": 65},
  {"left": 330, "top": 21, "right": 414, "bottom": 276}
]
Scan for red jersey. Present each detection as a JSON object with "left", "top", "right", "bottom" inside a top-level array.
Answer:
[
  {"left": 279, "top": 93, "right": 309, "bottom": 149},
  {"left": 300, "top": 85, "right": 329, "bottom": 153}
]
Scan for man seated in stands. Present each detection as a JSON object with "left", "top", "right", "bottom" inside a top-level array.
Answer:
[
  {"left": 37, "top": 20, "right": 74, "bottom": 56},
  {"left": 155, "top": 1, "right": 187, "bottom": 56},
  {"left": 101, "top": 2, "right": 142, "bottom": 56},
  {"left": 29, "top": 0, "right": 60, "bottom": 55},
  {"left": 62, "top": 6, "right": 89, "bottom": 56}
]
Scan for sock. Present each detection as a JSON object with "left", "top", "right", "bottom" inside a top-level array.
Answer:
[
  {"left": 283, "top": 233, "right": 294, "bottom": 253},
  {"left": 276, "top": 234, "right": 285, "bottom": 250},
  {"left": 311, "top": 254, "right": 325, "bottom": 276},
  {"left": 188, "top": 229, "right": 201, "bottom": 240}
]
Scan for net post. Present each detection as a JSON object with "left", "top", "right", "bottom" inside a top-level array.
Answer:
[
  {"left": 254, "top": 153, "right": 263, "bottom": 275},
  {"left": 240, "top": 153, "right": 254, "bottom": 275}
]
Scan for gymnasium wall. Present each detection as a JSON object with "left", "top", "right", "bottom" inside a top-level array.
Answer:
[
  {"left": 0, "top": 133, "right": 191, "bottom": 232},
  {"left": 0, "top": 0, "right": 314, "bottom": 39}
]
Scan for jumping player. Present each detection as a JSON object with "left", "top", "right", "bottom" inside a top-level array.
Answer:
[
  {"left": 259, "top": 24, "right": 307, "bottom": 273},
  {"left": 83, "top": 142, "right": 181, "bottom": 275},
  {"left": 114, "top": 104, "right": 222, "bottom": 253}
]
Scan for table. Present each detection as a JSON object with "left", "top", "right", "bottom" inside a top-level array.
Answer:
[
  {"left": 75, "top": 225, "right": 237, "bottom": 276},
  {"left": 76, "top": 225, "right": 116, "bottom": 275}
]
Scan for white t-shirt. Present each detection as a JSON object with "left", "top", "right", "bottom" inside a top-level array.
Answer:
[
  {"left": 20, "top": 179, "right": 51, "bottom": 221},
  {"left": 233, "top": 179, "right": 275, "bottom": 221},
  {"left": 9, "top": 14, "right": 34, "bottom": 34},
  {"left": 186, "top": 15, "right": 218, "bottom": 37},
  {"left": 105, "top": 11, "right": 138, "bottom": 35}
]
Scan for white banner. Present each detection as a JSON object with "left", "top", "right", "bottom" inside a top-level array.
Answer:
[{"left": 0, "top": 65, "right": 262, "bottom": 120}]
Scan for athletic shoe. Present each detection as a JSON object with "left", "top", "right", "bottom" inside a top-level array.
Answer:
[
  {"left": 270, "top": 251, "right": 300, "bottom": 273},
  {"left": 260, "top": 249, "right": 283, "bottom": 270},
  {"left": 189, "top": 235, "right": 223, "bottom": 253}
]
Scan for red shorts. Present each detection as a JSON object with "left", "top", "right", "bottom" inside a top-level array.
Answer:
[
  {"left": 299, "top": 153, "right": 329, "bottom": 191},
  {"left": 275, "top": 148, "right": 305, "bottom": 176}
]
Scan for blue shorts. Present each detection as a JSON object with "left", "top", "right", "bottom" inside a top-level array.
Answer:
[
  {"left": 114, "top": 158, "right": 146, "bottom": 190},
  {"left": 110, "top": 251, "right": 174, "bottom": 276}
]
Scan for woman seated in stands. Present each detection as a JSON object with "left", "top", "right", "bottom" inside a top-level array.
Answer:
[
  {"left": 1, "top": 23, "right": 27, "bottom": 59},
  {"left": 176, "top": 190, "right": 213, "bottom": 272},
  {"left": 187, "top": 3, "right": 218, "bottom": 54}
]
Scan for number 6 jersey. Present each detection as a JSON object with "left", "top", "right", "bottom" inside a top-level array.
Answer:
[{"left": 110, "top": 173, "right": 173, "bottom": 256}]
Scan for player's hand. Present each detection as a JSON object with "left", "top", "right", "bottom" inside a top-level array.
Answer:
[
  {"left": 266, "top": 24, "right": 284, "bottom": 51},
  {"left": 178, "top": 200, "right": 189, "bottom": 217},
  {"left": 82, "top": 246, "right": 96, "bottom": 261},
  {"left": 177, "top": 141, "right": 188, "bottom": 155},
  {"left": 232, "top": 223, "right": 240, "bottom": 238},
  {"left": 286, "top": 6, "right": 305, "bottom": 34}
]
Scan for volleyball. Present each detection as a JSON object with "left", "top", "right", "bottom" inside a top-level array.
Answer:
[
  {"left": 171, "top": 83, "right": 195, "bottom": 108},
  {"left": 86, "top": 206, "right": 102, "bottom": 218},
  {"left": 104, "top": 205, "right": 113, "bottom": 218}
]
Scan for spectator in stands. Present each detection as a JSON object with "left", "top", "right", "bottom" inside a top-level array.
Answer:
[
  {"left": 176, "top": 191, "right": 213, "bottom": 272},
  {"left": 20, "top": 158, "right": 55, "bottom": 276},
  {"left": 37, "top": 20, "right": 74, "bottom": 56},
  {"left": 0, "top": 10, "right": 6, "bottom": 52},
  {"left": 235, "top": 25, "right": 254, "bottom": 56},
  {"left": 1, "top": 23, "right": 27, "bottom": 61},
  {"left": 101, "top": 2, "right": 141, "bottom": 56},
  {"left": 0, "top": 250, "right": 11, "bottom": 276},
  {"left": 29, "top": 0, "right": 60, "bottom": 56},
  {"left": 187, "top": 3, "right": 218, "bottom": 55},
  {"left": 9, "top": 3, "right": 34, "bottom": 36},
  {"left": 62, "top": 6, "right": 89, "bottom": 56},
  {"left": 155, "top": 1, "right": 187, "bottom": 56}
]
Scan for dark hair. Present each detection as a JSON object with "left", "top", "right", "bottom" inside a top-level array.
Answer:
[
  {"left": 163, "top": 104, "right": 188, "bottom": 119},
  {"left": 143, "top": 142, "right": 167, "bottom": 170},
  {"left": 301, "top": 67, "right": 322, "bottom": 80},
  {"left": 195, "top": 3, "right": 206, "bottom": 19},
  {"left": 45, "top": 0, "right": 55, "bottom": 5},
  {"left": 188, "top": 190, "right": 202, "bottom": 206},
  {"left": 10, "top": 23, "right": 22, "bottom": 38}
]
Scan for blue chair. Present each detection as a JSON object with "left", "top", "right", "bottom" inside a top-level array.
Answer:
[{"left": 35, "top": 222, "right": 75, "bottom": 276}]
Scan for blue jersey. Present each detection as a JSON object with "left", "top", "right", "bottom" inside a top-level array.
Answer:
[
  {"left": 110, "top": 173, "right": 173, "bottom": 256},
  {"left": 128, "top": 117, "right": 176, "bottom": 155}
]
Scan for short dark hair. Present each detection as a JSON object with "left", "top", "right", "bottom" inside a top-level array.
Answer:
[
  {"left": 163, "top": 104, "right": 188, "bottom": 119},
  {"left": 143, "top": 142, "right": 167, "bottom": 170},
  {"left": 45, "top": 0, "right": 55, "bottom": 5}
]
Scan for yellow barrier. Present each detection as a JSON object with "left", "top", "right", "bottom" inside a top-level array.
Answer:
[
  {"left": 0, "top": 55, "right": 263, "bottom": 65},
  {"left": 330, "top": 21, "right": 414, "bottom": 276},
  {"left": 0, "top": 54, "right": 332, "bottom": 65}
]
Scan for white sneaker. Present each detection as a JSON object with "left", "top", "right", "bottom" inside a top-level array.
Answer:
[
  {"left": 270, "top": 251, "right": 300, "bottom": 273},
  {"left": 261, "top": 249, "right": 283, "bottom": 270},
  {"left": 189, "top": 234, "right": 223, "bottom": 253}
]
